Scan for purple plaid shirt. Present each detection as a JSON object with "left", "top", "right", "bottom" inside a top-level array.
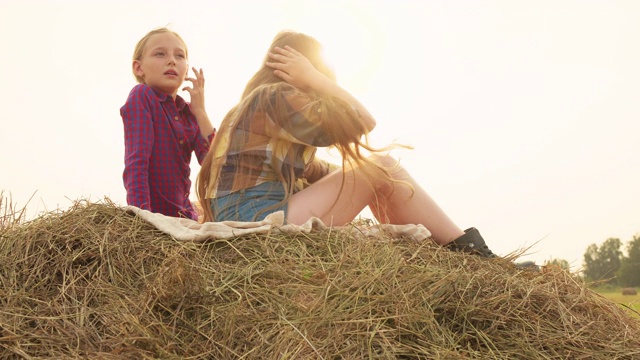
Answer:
[{"left": 121, "top": 84, "right": 214, "bottom": 219}]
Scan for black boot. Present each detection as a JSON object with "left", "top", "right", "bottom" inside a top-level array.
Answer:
[{"left": 447, "top": 227, "right": 497, "bottom": 258}]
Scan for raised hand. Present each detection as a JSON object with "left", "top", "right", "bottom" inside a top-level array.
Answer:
[
  {"left": 183, "top": 67, "right": 206, "bottom": 116},
  {"left": 266, "top": 46, "right": 327, "bottom": 91},
  {"left": 267, "top": 45, "right": 376, "bottom": 133},
  {"left": 183, "top": 67, "right": 215, "bottom": 138}
]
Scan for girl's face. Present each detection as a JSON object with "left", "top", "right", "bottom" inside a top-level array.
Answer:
[{"left": 133, "top": 33, "right": 188, "bottom": 98}]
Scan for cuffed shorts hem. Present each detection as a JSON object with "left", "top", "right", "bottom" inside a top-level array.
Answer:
[{"left": 211, "top": 182, "right": 288, "bottom": 222}]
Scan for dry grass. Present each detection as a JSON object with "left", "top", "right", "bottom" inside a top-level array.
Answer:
[
  {"left": 0, "top": 198, "right": 639, "bottom": 359},
  {"left": 0, "top": 192, "right": 28, "bottom": 231}
]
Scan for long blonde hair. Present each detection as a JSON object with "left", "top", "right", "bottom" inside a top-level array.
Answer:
[{"left": 196, "top": 30, "right": 405, "bottom": 223}]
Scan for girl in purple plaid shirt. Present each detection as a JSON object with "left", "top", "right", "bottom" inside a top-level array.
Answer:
[
  {"left": 196, "top": 31, "right": 496, "bottom": 258},
  {"left": 121, "top": 28, "right": 215, "bottom": 220}
]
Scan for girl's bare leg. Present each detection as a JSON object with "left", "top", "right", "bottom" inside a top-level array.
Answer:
[{"left": 286, "top": 155, "right": 464, "bottom": 245}]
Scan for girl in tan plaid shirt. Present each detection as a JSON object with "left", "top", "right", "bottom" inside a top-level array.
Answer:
[{"left": 196, "top": 31, "right": 497, "bottom": 258}]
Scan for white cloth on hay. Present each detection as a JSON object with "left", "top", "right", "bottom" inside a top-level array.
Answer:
[{"left": 124, "top": 206, "right": 431, "bottom": 243}]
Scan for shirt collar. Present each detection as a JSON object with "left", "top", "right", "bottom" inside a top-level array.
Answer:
[{"left": 149, "top": 86, "right": 188, "bottom": 111}]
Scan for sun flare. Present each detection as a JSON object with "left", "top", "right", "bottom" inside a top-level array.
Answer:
[{"left": 284, "top": 0, "right": 386, "bottom": 94}]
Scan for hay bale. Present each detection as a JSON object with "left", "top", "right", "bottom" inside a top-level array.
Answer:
[
  {"left": 622, "top": 288, "right": 638, "bottom": 296},
  {"left": 1, "top": 199, "right": 639, "bottom": 359}
]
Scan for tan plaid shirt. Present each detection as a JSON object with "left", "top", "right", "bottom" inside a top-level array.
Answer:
[{"left": 206, "top": 85, "right": 347, "bottom": 199}]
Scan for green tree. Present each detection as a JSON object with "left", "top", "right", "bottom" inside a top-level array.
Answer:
[
  {"left": 618, "top": 234, "right": 640, "bottom": 287},
  {"left": 583, "top": 244, "right": 600, "bottom": 282},
  {"left": 583, "top": 238, "right": 623, "bottom": 284},
  {"left": 544, "top": 258, "right": 570, "bottom": 270}
]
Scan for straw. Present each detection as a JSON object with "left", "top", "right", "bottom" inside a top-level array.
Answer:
[{"left": 1, "top": 198, "right": 638, "bottom": 359}]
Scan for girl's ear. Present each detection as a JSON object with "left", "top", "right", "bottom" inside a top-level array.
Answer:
[{"left": 133, "top": 60, "right": 144, "bottom": 79}]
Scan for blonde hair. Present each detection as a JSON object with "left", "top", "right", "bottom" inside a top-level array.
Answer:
[
  {"left": 196, "top": 30, "right": 404, "bottom": 223},
  {"left": 131, "top": 27, "right": 188, "bottom": 83}
]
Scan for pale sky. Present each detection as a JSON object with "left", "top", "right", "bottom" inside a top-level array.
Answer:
[{"left": 1, "top": 0, "right": 639, "bottom": 269}]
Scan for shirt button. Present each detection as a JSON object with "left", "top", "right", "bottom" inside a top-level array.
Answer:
[
  {"left": 174, "top": 116, "right": 179, "bottom": 121},
  {"left": 179, "top": 140, "right": 184, "bottom": 145}
]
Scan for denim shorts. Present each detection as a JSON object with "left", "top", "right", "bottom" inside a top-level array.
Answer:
[{"left": 211, "top": 181, "right": 288, "bottom": 222}]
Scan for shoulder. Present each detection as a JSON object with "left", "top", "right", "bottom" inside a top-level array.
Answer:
[
  {"left": 122, "top": 84, "right": 165, "bottom": 113},
  {"left": 126, "top": 84, "right": 160, "bottom": 101}
]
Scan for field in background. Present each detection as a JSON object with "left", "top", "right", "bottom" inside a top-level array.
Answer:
[{"left": 595, "top": 288, "right": 640, "bottom": 318}]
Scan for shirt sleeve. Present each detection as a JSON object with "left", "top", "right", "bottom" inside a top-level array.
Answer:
[
  {"left": 194, "top": 130, "right": 214, "bottom": 164},
  {"left": 121, "top": 86, "right": 154, "bottom": 210}
]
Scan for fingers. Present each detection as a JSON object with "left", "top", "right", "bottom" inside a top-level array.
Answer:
[
  {"left": 192, "top": 67, "right": 204, "bottom": 79},
  {"left": 183, "top": 67, "right": 205, "bottom": 90},
  {"left": 184, "top": 67, "right": 204, "bottom": 81},
  {"left": 265, "top": 61, "right": 284, "bottom": 70},
  {"left": 273, "top": 45, "right": 299, "bottom": 56},
  {"left": 272, "top": 46, "right": 290, "bottom": 56},
  {"left": 283, "top": 45, "right": 301, "bottom": 56},
  {"left": 265, "top": 46, "right": 311, "bottom": 87},
  {"left": 182, "top": 67, "right": 206, "bottom": 96},
  {"left": 272, "top": 69, "right": 291, "bottom": 82},
  {"left": 269, "top": 46, "right": 300, "bottom": 62},
  {"left": 264, "top": 61, "right": 287, "bottom": 77},
  {"left": 266, "top": 48, "right": 297, "bottom": 71},
  {"left": 184, "top": 77, "right": 199, "bottom": 84},
  {"left": 267, "top": 52, "right": 288, "bottom": 65}
]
